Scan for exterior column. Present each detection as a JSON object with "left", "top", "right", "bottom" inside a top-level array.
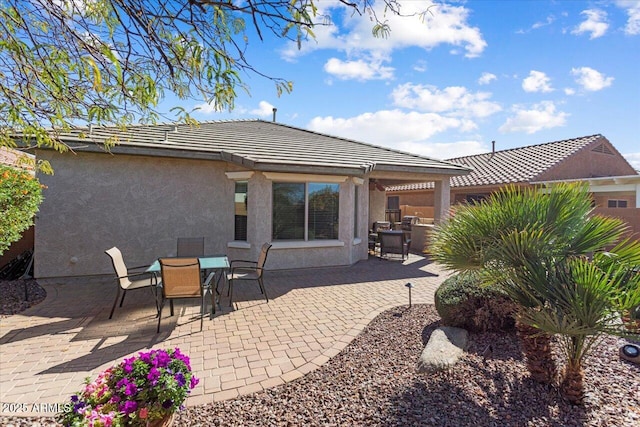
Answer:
[
  {"left": 434, "top": 178, "right": 451, "bottom": 224},
  {"left": 368, "top": 181, "right": 386, "bottom": 228}
]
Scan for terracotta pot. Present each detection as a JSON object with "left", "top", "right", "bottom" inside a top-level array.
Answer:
[{"left": 147, "top": 412, "right": 175, "bottom": 427}]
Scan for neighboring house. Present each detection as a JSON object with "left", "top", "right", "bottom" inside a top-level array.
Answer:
[
  {"left": 20, "top": 120, "right": 470, "bottom": 278},
  {"left": 387, "top": 134, "right": 640, "bottom": 235}
]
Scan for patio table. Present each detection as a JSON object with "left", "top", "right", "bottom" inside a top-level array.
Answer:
[{"left": 146, "top": 255, "right": 230, "bottom": 312}]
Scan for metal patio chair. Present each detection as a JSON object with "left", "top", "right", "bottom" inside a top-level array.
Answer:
[
  {"left": 105, "top": 247, "right": 159, "bottom": 319},
  {"left": 157, "top": 257, "right": 215, "bottom": 333},
  {"left": 227, "top": 243, "right": 272, "bottom": 306}
]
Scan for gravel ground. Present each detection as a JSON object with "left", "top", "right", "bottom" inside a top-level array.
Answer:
[
  {"left": 1, "top": 283, "right": 639, "bottom": 427},
  {"left": 0, "top": 279, "right": 46, "bottom": 318}
]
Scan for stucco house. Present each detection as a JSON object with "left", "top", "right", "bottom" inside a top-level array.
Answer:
[
  {"left": 386, "top": 134, "right": 640, "bottom": 235},
  {"left": 22, "top": 120, "right": 470, "bottom": 279}
]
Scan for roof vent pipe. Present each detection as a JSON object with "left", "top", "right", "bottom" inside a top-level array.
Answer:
[
  {"left": 88, "top": 124, "right": 93, "bottom": 135},
  {"left": 173, "top": 125, "right": 178, "bottom": 133},
  {"left": 164, "top": 131, "right": 169, "bottom": 142},
  {"left": 492, "top": 140, "right": 495, "bottom": 154},
  {"left": 272, "top": 107, "right": 277, "bottom": 122}
]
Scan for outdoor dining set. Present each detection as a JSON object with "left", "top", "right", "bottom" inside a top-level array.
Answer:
[
  {"left": 368, "top": 221, "right": 412, "bottom": 261},
  {"left": 105, "top": 238, "right": 272, "bottom": 333}
]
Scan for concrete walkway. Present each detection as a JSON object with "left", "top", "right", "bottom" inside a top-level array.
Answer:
[{"left": 0, "top": 255, "right": 448, "bottom": 416}]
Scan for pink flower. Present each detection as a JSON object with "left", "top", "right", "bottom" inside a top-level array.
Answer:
[{"left": 139, "top": 407, "right": 149, "bottom": 419}]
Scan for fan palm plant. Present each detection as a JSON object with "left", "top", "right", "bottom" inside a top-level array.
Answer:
[
  {"left": 495, "top": 231, "right": 640, "bottom": 403},
  {"left": 430, "top": 183, "right": 638, "bottom": 396}
]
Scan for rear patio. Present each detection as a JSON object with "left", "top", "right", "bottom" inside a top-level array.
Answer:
[{"left": 0, "top": 254, "right": 447, "bottom": 415}]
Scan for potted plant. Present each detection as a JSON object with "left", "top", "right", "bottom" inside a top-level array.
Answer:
[{"left": 57, "top": 348, "right": 199, "bottom": 426}]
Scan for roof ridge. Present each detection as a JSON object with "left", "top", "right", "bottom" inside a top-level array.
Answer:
[
  {"left": 260, "top": 120, "right": 465, "bottom": 167},
  {"left": 447, "top": 134, "right": 602, "bottom": 161}
]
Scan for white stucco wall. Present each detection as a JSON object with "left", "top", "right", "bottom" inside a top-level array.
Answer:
[{"left": 368, "top": 187, "right": 387, "bottom": 229}]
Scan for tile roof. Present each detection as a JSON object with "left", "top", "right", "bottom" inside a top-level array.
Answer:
[
  {"left": 46, "top": 120, "right": 469, "bottom": 177},
  {"left": 386, "top": 134, "right": 606, "bottom": 191},
  {"left": 0, "top": 146, "right": 35, "bottom": 170}
]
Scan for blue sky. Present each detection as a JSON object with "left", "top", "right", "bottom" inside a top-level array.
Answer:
[{"left": 162, "top": 1, "right": 640, "bottom": 169}]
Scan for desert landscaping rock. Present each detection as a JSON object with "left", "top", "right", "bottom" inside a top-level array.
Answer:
[
  {"left": 2, "top": 302, "right": 639, "bottom": 427},
  {"left": 417, "top": 325, "right": 469, "bottom": 373}
]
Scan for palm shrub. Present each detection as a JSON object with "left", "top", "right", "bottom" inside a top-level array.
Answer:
[
  {"left": 430, "top": 183, "right": 638, "bottom": 401},
  {"left": 496, "top": 231, "right": 640, "bottom": 403}
]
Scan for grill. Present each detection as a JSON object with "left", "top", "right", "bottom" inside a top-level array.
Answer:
[{"left": 401, "top": 216, "right": 420, "bottom": 231}]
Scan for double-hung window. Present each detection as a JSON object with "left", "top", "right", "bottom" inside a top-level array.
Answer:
[{"left": 272, "top": 182, "right": 339, "bottom": 241}]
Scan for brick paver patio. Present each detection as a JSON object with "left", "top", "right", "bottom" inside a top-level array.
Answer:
[{"left": 0, "top": 255, "right": 448, "bottom": 417}]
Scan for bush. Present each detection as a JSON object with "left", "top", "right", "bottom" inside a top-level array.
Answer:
[
  {"left": 0, "top": 165, "right": 44, "bottom": 254},
  {"left": 434, "top": 272, "right": 517, "bottom": 332}
]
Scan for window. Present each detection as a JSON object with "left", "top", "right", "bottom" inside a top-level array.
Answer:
[
  {"left": 234, "top": 181, "right": 248, "bottom": 241},
  {"left": 387, "top": 196, "right": 399, "bottom": 210},
  {"left": 466, "top": 194, "right": 488, "bottom": 204},
  {"left": 273, "top": 182, "right": 339, "bottom": 241},
  {"left": 354, "top": 186, "right": 359, "bottom": 238},
  {"left": 607, "top": 200, "right": 628, "bottom": 208}
]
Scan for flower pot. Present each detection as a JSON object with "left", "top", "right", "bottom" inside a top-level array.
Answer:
[{"left": 147, "top": 412, "right": 175, "bottom": 427}]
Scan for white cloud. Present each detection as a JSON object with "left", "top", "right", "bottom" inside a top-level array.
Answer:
[
  {"left": 623, "top": 152, "right": 640, "bottom": 170},
  {"left": 397, "top": 140, "right": 488, "bottom": 159},
  {"left": 307, "top": 110, "right": 475, "bottom": 147},
  {"left": 390, "top": 83, "right": 502, "bottom": 118},
  {"left": 193, "top": 101, "right": 219, "bottom": 114},
  {"left": 564, "top": 87, "right": 576, "bottom": 95},
  {"left": 522, "top": 70, "right": 554, "bottom": 93},
  {"left": 572, "top": 9, "right": 609, "bottom": 39},
  {"left": 250, "top": 101, "right": 276, "bottom": 117},
  {"left": 281, "top": 2, "right": 486, "bottom": 60},
  {"left": 532, "top": 15, "right": 556, "bottom": 30},
  {"left": 571, "top": 67, "right": 614, "bottom": 91},
  {"left": 499, "top": 101, "right": 568, "bottom": 134},
  {"left": 413, "top": 60, "right": 428, "bottom": 73},
  {"left": 323, "top": 57, "right": 394, "bottom": 80},
  {"left": 478, "top": 72, "right": 497, "bottom": 85},
  {"left": 615, "top": 0, "right": 640, "bottom": 35}
]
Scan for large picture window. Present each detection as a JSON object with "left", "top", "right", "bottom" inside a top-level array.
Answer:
[{"left": 273, "top": 182, "right": 339, "bottom": 241}]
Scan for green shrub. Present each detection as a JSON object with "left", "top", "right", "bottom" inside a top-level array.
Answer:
[
  {"left": 434, "top": 272, "right": 517, "bottom": 332},
  {"left": 0, "top": 165, "right": 44, "bottom": 254}
]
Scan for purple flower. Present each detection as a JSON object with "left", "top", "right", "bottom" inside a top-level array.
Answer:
[
  {"left": 121, "top": 400, "right": 138, "bottom": 414},
  {"left": 124, "top": 382, "right": 137, "bottom": 396},
  {"left": 70, "top": 395, "right": 79, "bottom": 403},
  {"left": 162, "top": 400, "right": 173, "bottom": 409},
  {"left": 174, "top": 372, "right": 186, "bottom": 387},
  {"left": 139, "top": 351, "right": 152, "bottom": 364},
  {"left": 73, "top": 401, "right": 86, "bottom": 413},
  {"left": 147, "top": 367, "right": 160, "bottom": 385},
  {"left": 116, "top": 377, "right": 130, "bottom": 390},
  {"left": 155, "top": 351, "right": 171, "bottom": 368},
  {"left": 120, "top": 356, "right": 136, "bottom": 373},
  {"left": 189, "top": 376, "right": 199, "bottom": 389}
]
